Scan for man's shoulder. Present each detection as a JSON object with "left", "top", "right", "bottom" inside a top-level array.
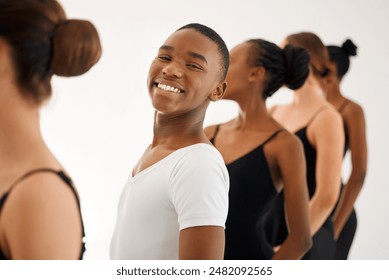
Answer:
[{"left": 175, "top": 143, "right": 224, "bottom": 164}]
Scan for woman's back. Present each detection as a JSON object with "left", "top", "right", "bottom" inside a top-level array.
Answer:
[
  {"left": 269, "top": 84, "right": 344, "bottom": 259},
  {"left": 0, "top": 0, "right": 101, "bottom": 259}
]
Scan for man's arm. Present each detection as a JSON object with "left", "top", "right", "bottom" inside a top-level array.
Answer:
[{"left": 179, "top": 226, "right": 225, "bottom": 259}]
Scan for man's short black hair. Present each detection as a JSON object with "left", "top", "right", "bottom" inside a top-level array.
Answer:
[{"left": 177, "top": 23, "right": 229, "bottom": 81}]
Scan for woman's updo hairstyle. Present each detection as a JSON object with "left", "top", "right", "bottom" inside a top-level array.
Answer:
[
  {"left": 327, "top": 39, "right": 357, "bottom": 80},
  {"left": 246, "top": 39, "right": 309, "bottom": 98},
  {"left": 283, "top": 44, "right": 310, "bottom": 90},
  {"left": 0, "top": 0, "right": 102, "bottom": 104},
  {"left": 286, "top": 32, "right": 330, "bottom": 79}
]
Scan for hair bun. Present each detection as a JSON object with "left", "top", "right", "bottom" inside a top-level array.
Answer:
[
  {"left": 51, "top": 19, "right": 102, "bottom": 77},
  {"left": 283, "top": 44, "right": 310, "bottom": 90},
  {"left": 341, "top": 39, "right": 357, "bottom": 57}
]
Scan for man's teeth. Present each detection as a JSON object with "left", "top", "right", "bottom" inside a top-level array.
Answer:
[{"left": 157, "top": 83, "right": 181, "bottom": 93}]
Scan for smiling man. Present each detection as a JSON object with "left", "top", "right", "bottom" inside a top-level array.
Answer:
[{"left": 110, "top": 23, "right": 230, "bottom": 260}]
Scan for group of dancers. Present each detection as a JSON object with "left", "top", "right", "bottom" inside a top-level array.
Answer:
[{"left": 0, "top": 0, "right": 366, "bottom": 260}]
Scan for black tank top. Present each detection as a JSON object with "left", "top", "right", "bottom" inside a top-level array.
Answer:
[
  {"left": 295, "top": 107, "right": 336, "bottom": 259},
  {"left": 264, "top": 107, "right": 336, "bottom": 259},
  {"left": 0, "top": 168, "right": 86, "bottom": 260},
  {"left": 293, "top": 107, "right": 326, "bottom": 198},
  {"left": 210, "top": 126, "right": 284, "bottom": 259}
]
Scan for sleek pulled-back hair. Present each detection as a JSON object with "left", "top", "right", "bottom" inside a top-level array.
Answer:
[
  {"left": 327, "top": 39, "right": 357, "bottom": 81},
  {"left": 286, "top": 32, "right": 329, "bottom": 78},
  {"left": 177, "top": 23, "right": 229, "bottom": 81},
  {"left": 0, "top": 0, "right": 102, "bottom": 104},
  {"left": 246, "top": 39, "right": 310, "bottom": 98}
]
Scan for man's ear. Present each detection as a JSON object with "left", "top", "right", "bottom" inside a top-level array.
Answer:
[
  {"left": 248, "top": 66, "right": 266, "bottom": 82},
  {"left": 208, "top": 81, "right": 227, "bottom": 102}
]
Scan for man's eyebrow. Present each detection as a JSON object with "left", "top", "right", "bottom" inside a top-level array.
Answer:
[
  {"left": 159, "top": 45, "right": 174, "bottom": 51},
  {"left": 158, "top": 45, "right": 208, "bottom": 65},
  {"left": 188, "top": 51, "right": 208, "bottom": 64},
  {"left": 159, "top": 45, "right": 173, "bottom": 51}
]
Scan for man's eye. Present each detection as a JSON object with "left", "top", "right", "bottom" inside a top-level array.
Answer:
[
  {"left": 158, "top": 56, "right": 171, "bottom": 61},
  {"left": 187, "top": 63, "right": 202, "bottom": 70}
]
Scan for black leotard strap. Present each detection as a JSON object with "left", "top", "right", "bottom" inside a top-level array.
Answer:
[
  {"left": 338, "top": 99, "right": 350, "bottom": 113},
  {"left": 8, "top": 168, "right": 63, "bottom": 189},
  {"left": 261, "top": 129, "right": 285, "bottom": 146},
  {"left": 306, "top": 106, "right": 328, "bottom": 127}
]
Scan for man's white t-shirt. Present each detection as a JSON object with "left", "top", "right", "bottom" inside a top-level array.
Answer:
[{"left": 110, "top": 143, "right": 229, "bottom": 260}]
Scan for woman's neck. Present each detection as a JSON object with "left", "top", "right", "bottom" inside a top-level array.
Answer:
[
  {"left": 0, "top": 91, "right": 48, "bottom": 169},
  {"left": 293, "top": 75, "right": 326, "bottom": 107},
  {"left": 325, "top": 84, "right": 345, "bottom": 106},
  {"left": 234, "top": 92, "right": 271, "bottom": 130}
]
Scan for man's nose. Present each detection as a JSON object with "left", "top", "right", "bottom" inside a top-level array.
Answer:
[{"left": 162, "top": 62, "right": 183, "bottom": 78}]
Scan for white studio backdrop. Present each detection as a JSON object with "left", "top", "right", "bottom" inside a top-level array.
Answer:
[{"left": 39, "top": 0, "right": 389, "bottom": 259}]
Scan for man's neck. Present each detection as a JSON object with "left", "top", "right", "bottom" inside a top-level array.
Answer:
[{"left": 152, "top": 110, "right": 208, "bottom": 149}]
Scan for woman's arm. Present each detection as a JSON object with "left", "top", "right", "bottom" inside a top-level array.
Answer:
[
  {"left": 308, "top": 109, "right": 344, "bottom": 235},
  {"left": 1, "top": 173, "right": 83, "bottom": 259},
  {"left": 271, "top": 133, "right": 312, "bottom": 259},
  {"left": 332, "top": 103, "right": 367, "bottom": 239}
]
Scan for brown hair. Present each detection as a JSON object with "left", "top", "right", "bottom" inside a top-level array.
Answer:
[
  {"left": 0, "top": 0, "right": 102, "bottom": 104},
  {"left": 286, "top": 32, "right": 329, "bottom": 78}
]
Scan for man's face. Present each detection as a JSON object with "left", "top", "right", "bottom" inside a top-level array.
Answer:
[{"left": 147, "top": 28, "right": 223, "bottom": 116}]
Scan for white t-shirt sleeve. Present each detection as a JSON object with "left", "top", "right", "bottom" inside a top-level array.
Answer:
[{"left": 170, "top": 145, "right": 229, "bottom": 230}]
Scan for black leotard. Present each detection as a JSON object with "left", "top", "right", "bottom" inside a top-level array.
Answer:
[
  {"left": 264, "top": 107, "right": 336, "bottom": 259},
  {"left": 210, "top": 126, "right": 284, "bottom": 259},
  {"left": 295, "top": 122, "right": 336, "bottom": 259}
]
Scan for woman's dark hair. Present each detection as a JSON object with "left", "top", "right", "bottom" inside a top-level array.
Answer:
[
  {"left": 246, "top": 39, "right": 310, "bottom": 98},
  {"left": 0, "top": 0, "right": 102, "bottom": 104},
  {"left": 286, "top": 32, "right": 329, "bottom": 78},
  {"left": 327, "top": 39, "right": 357, "bottom": 80},
  {"left": 177, "top": 23, "right": 229, "bottom": 81}
]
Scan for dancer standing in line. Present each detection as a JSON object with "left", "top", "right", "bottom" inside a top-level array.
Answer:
[
  {"left": 205, "top": 39, "right": 312, "bottom": 259},
  {"left": 0, "top": 0, "right": 102, "bottom": 259},
  {"left": 110, "top": 23, "right": 230, "bottom": 260},
  {"left": 322, "top": 39, "right": 367, "bottom": 259},
  {"left": 269, "top": 32, "right": 344, "bottom": 259}
]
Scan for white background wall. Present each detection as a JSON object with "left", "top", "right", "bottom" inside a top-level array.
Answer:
[{"left": 41, "top": 0, "right": 389, "bottom": 259}]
